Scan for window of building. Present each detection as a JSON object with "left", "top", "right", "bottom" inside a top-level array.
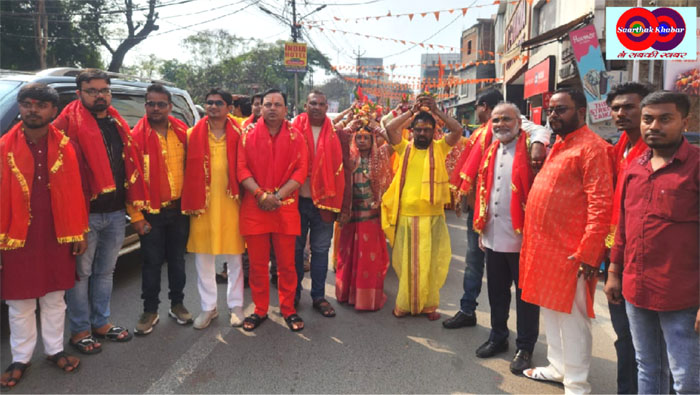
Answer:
[{"left": 467, "top": 41, "right": 472, "bottom": 55}]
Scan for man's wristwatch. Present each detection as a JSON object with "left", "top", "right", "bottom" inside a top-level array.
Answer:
[{"left": 274, "top": 191, "right": 282, "bottom": 200}]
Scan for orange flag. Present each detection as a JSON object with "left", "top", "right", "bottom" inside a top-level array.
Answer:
[
  {"left": 462, "top": 8, "right": 468, "bottom": 16},
  {"left": 408, "top": 14, "right": 414, "bottom": 21},
  {"left": 434, "top": 11, "right": 440, "bottom": 21}
]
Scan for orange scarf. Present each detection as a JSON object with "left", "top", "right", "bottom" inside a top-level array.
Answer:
[
  {"left": 473, "top": 131, "right": 533, "bottom": 234},
  {"left": 606, "top": 131, "right": 647, "bottom": 247},
  {"left": 131, "top": 115, "right": 188, "bottom": 213},
  {"left": 292, "top": 113, "right": 345, "bottom": 212},
  {"left": 181, "top": 115, "right": 241, "bottom": 216},
  {"left": 242, "top": 114, "right": 258, "bottom": 129},
  {"left": 53, "top": 100, "right": 147, "bottom": 208},
  {"left": 450, "top": 121, "right": 493, "bottom": 197},
  {"left": 0, "top": 123, "right": 89, "bottom": 250}
]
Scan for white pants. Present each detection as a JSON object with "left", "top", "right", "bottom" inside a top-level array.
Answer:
[
  {"left": 541, "top": 277, "right": 593, "bottom": 395},
  {"left": 194, "top": 253, "right": 243, "bottom": 311},
  {"left": 7, "top": 290, "right": 66, "bottom": 363}
]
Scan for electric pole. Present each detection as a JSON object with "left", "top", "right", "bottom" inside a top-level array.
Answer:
[{"left": 353, "top": 46, "right": 366, "bottom": 95}]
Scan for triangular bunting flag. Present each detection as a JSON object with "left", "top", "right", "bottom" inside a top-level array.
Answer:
[
  {"left": 420, "top": 12, "right": 427, "bottom": 17},
  {"left": 434, "top": 11, "right": 440, "bottom": 21},
  {"left": 462, "top": 8, "right": 468, "bottom": 16},
  {"left": 408, "top": 14, "right": 414, "bottom": 21}
]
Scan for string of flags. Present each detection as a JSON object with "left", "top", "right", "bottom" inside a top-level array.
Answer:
[
  {"left": 304, "top": 24, "right": 458, "bottom": 52},
  {"left": 331, "top": 58, "right": 497, "bottom": 73}
]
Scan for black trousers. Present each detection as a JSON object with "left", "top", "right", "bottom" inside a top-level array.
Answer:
[{"left": 485, "top": 248, "right": 539, "bottom": 352}]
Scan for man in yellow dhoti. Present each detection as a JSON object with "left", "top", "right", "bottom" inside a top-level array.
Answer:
[{"left": 381, "top": 95, "right": 463, "bottom": 319}]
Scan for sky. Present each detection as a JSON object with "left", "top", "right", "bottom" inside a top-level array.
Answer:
[{"left": 122, "top": 0, "right": 500, "bottom": 86}]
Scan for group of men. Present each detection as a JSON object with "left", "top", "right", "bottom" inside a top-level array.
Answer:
[{"left": 0, "top": 66, "right": 697, "bottom": 395}]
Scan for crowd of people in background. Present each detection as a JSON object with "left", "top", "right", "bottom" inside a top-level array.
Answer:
[{"left": 0, "top": 68, "right": 698, "bottom": 394}]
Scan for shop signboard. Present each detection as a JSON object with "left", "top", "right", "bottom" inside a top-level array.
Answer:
[{"left": 569, "top": 25, "right": 612, "bottom": 122}]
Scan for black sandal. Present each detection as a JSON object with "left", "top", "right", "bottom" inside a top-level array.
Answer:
[
  {"left": 0, "top": 362, "right": 30, "bottom": 391},
  {"left": 93, "top": 326, "right": 133, "bottom": 342},
  {"left": 69, "top": 335, "right": 102, "bottom": 355},
  {"left": 46, "top": 351, "right": 80, "bottom": 373},
  {"left": 242, "top": 314, "right": 267, "bottom": 332},
  {"left": 284, "top": 314, "right": 304, "bottom": 332},
  {"left": 313, "top": 298, "right": 336, "bottom": 318}
]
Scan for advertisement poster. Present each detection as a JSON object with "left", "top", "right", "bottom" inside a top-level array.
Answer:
[
  {"left": 524, "top": 57, "right": 552, "bottom": 99},
  {"left": 284, "top": 42, "right": 307, "bottom": 72},
  {"left": 663, "top": 18, "right": 700, "bottom": 130},
  {"left": 569, "top": 24, "right": 612, "bottom": 122},
  {"left": 606, "top": 7, "right": 697, "bottom": 60}
]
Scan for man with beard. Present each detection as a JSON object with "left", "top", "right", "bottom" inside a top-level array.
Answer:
[
  {"left": 603, "top": 82, "right": 651, "bottom": 394},
  {"left": 606, "top": 91, "right": 699, "bottom": 394},
  {"left": 291, "top": 90, "right": 344, "bottom": 316},
  {"left": 381, "top": 95, "right": 463, "bottom": 319},
  {"left": 238, "top": 89, "right": 308, "bottom": 332},
  {"left": 182, "top": 88, "right": 245, "bottom": 329},
  {"left": 520, "top": 89, "right": 613, "bottom": 394},
  {"left": 0, "top": 83, "right": 88, "bottom": 389},
  {"left": 128, "top": 84, "right": 192, "bottom": 335},
  {"left": 471, "top": 103, "right": 540, "bottom": 375},
  {"left": 54, "top": 69, "right": 147, "bottom": 353}
]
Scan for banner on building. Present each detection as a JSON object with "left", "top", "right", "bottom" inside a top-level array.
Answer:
[
  {"left": 524, "top": 57, "right": 554, "bottom": 99},
  {"left": 569, "top": 25, "right": 612, "bottom": 122},
  {"left": 663, "top": 18, "right": 700, "bottom": 96},
  {"left": 284, "top": 42, "right": 307, "bottom": 72},
  {"left": 606, "top": 7, "right": 697, "bottom": 60}
]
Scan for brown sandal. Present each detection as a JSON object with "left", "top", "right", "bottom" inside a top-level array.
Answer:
[
  {"left": 0, "top": 362, "right": 30, "bottom": 391},
  {"left": 46, "top": 351, "right": 80, "bottom": 373}
]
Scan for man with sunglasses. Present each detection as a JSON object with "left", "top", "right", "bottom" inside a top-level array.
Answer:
[
  {"left": 181, "top": 88, "right": 246, "bottom": 330},
  {"left": 128, "top": 84, "right": 192, "bottom": 335},
  {"left": 520, "top": 89, "right": 613, "bottom": 394},
  {"left": 54, "top": 69, "right": 148, "bottom": 353}
]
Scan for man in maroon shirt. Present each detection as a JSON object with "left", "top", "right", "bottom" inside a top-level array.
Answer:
[{"left": 605, "top": 91, "right": 699, "bottom": 394}]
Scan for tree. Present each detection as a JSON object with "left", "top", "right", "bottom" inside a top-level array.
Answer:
[
  {"left": 0, "top": 0, "right": 103, "bottom": 70},
  {"left": 81, "top": 0, "right": 160, "bottom": 72}
]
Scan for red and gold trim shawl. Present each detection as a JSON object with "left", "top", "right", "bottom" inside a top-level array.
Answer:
[
  {"left": 292, "top": 113, "right": 345, "bottom": 213},
  {"left": 181, "top": 114, "right": 241, "bottom": 216},
  {"left": 0, "top": 122, "right": 89, "bottom": 249},
  {"left": 473, "top": 131, "right": 533, "bottom": 234},
  {"left": 131, "top": 115, "right": 187, "bottom": 213},
  {"left": 53, "top": 100, "right": 147, "bottom": 208},
  {"left": 458, "top": 120, "right": 493, "bottom": 197}
]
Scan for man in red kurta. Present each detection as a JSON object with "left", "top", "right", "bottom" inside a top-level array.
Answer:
[
  {"left": 291, "top": 90, "right": 344, "bottom": 316},
  {"left": 520, "top": 89, "right": 613, "bottom": 394},
  {"left": 237, "top": 89, "right": 308, "bottom": 332},
  {"left": 1, "top": 83, "right": 88, "bottom": 389}
]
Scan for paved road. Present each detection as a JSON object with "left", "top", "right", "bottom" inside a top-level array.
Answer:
[{"left": 0, "top": 211, "right": 618, "bottom": 393}]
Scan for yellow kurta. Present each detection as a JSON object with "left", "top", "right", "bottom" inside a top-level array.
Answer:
[{"left": 186, "top": 132, "right": 244, "bottom": 255}]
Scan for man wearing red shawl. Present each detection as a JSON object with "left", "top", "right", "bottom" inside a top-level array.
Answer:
[
  {"left": 290, "top": 90, "right": 344, "bottom": 317},
  {"left": 520, "top": 89, "right": 613, "bottom": 394},
  {"left": 181, "top": 89, "right": 245, "bottom": 330},
  {"left": 471, "top": 103, "right": 539, "bottom": 375},
  {"left": 242, "top": 92, "right": 263, "bottom": 129},
  {"left": 1, "top": 84, "right": 88, "bottom": 389},
  {"left": 127, "top": 84, "right": 193, "bottom": 335},
  {"left": 335, "top": 120, "right": 393, "bottom": 311},
  {"left": 601, "top": 82, "right": 651, "bottom": 394},
  {"left": 54, "top": 69, "right": 147, "bottom": 352},
  {"left": 382, "top": 95, "right": 463, "bottom": 320},
  {"left": 238, "top": 89, "right": 308, "bottom": 332}
]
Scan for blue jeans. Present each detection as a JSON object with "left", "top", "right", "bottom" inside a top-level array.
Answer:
[
  {"left": 140, "top": 202, "right": 189, "bottom": 313},
  {"left": 626, "top": 302, "right": 700, "bottom": 394},
  {"left": 295, "top": 197, "right": 334, "bottom": 301},
  {"left": 459, "top": 208, "right": 485, "bottom": 313},
  {"left": 609, "top": 295, "right": 638, "bottom": 394},
  {"left": 66, "top": 210, "right": 126, "bottom": 334}
]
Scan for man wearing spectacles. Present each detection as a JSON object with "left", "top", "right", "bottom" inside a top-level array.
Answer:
[
  {"left": 520, "top": 88, "right": 613, "bottom": 394},
  {"left": 54, "top": 69, "right": 148, "bottom": 354},
  {"left": 128, "top": 84, "right": 193, "bottom": 335},
  {"left": 181, "top": 88, "right": 246, "bottom": 330}
]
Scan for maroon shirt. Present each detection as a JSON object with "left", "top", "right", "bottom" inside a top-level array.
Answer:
[{"left": 610, "top": 138, "right": 699, "bottom": 311}]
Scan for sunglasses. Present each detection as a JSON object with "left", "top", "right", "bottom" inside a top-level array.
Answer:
[
  {"left": 145, "top": 101, "right": 169, "bottom": 109},
  {"left": 545, "top": 106, "right": 572, "bottom": 116},
  {"left": 206, "top": 100, "right": 226, "bottom": 107}
]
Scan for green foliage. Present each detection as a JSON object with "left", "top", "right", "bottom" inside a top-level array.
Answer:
[{"left": 0, "top": 0, "right": 103, "bottom": 70}]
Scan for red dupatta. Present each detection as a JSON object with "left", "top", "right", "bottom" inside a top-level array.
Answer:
[
  {"left": 53, "top": 100, "right": 147, "bottom": 208},
  {"left": 473, "top": 131, "right": 533, "bottom": 234},
  {"left": 131, "top": 115, "right": 187, "bottom": 213},
  {"left": 181, "top": 114, "right": 241, "bottom": 215},
  {"left": 292, "top": 113, "right": 345, "bottom": 212},
  {"left": 455, "top": 120, "right": 493, "bottom": 197},
  {"left": 0, "top": 123, "right": 89, "bottom": 249}
]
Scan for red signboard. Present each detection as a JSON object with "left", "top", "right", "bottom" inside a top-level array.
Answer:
[
  {"left": 524, "top": 57, "right": 551, "bottom": 98},
  {"left": 531, "top": 106, "right": 542, "bottom": 125}
]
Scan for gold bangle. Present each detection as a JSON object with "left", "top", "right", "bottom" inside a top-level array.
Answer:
[{"left": 259, "top": 192, "right": 268, "bottom": 204}]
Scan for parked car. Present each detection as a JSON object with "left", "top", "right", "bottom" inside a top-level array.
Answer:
[{"left": 0, "top": 67, "right": 200, "bottom": 256}]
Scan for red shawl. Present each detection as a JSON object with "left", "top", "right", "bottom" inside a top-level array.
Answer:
[
  {"left": 181, "top": 115, "right": 241, "bottom": 216},
  {"left": 450, "top": 121, "right": 493, "bottom": 196},
  {"left": 0, "top": 123, "right": 89, "bottom": 249},
  {"left": 292, "top": 113, "right": 345, "bottom": 213},
  {"left": 131, "top": 115, "right": 188, "bottom": 213},
  {"left": 53, "top": 100, "right": 147, "bottom": 208},
  {"left": 606, "top": 131, "right": 647, "bottom": 247},
  {"left": 242, "top": 114, "right": 258, "bottom": 128},
  {"left": 473, "top": 131, "right": 533, "bottom": 234}
]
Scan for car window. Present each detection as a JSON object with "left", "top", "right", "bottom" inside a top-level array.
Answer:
[
  {"left": 0, "top": 81, "right": 23, "bottom": 131},
  {"left": 172, "top": 93, "right": 195, "bottom": 126}
]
